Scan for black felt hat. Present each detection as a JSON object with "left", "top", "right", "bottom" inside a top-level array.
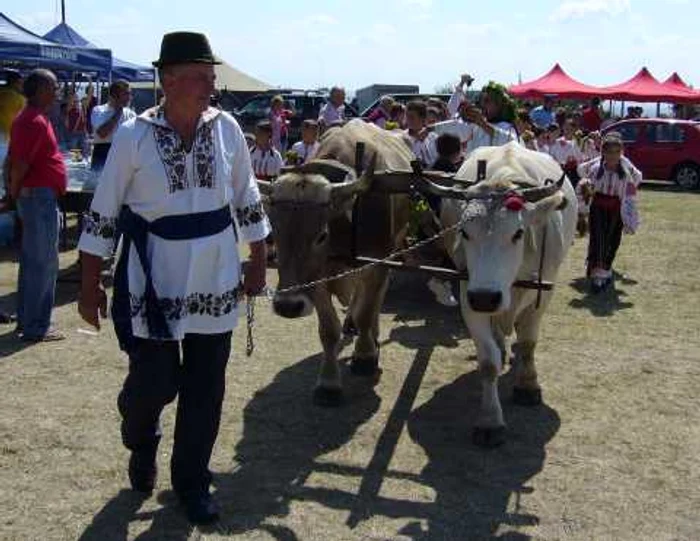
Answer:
[{"left": 152, "top": 32, "right": 221, "bottom": 68}]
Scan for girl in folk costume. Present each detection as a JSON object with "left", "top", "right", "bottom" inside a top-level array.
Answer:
[
  {"left": 579, "top": 130, "right": 601, "bottom": 162},
  {"left": 250, "top": 121, "right": 284, "bottom": 180},
  {"left": 549, "top": 118, "right": 583, "bottom": 187},
  {"left": 269, "top": 95, "right": 292, "bottom": 152},
  {"left": 577, "top": 132, "right": 641, "bottom": 292}
]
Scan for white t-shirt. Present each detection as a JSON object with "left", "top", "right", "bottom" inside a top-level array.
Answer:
[
  {"left": 404, "top": 130, "right": 438, "bottom": 168},
  {"left": 318, "top": 102, "right": 345, "bottom": 127},
  {"left": 78, "top": 106, "right": 270, "bottom": 340},
  {"left": 432, "top": 119, "right": 517, "bottom": 158},
  {"left": 250, "top": 146, "right": 284, "bottom": 179},
  {"left": 290, "top": 140, "right": 319, "bottom": 164},
  {"left": 91, "top": 104, "right": 137, "bottom": 144}
]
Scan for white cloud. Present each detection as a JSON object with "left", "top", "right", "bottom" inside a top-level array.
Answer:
[
  {"left": 14, "top": 11, "right": 58, "bottom": 34},
  {"left": 551, "top": 0, "right": 631, "bottom": 22},
  {"left": 401, "top": 0, "right": 434, "bottom": 8},
  {"left": 446, "top": 22, "right": 502, "bottom": 38},
  {"left": 304, "top": 14, "right": 338, "bottom": 26}
]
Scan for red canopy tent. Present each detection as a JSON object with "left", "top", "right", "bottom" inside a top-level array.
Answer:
[
  {"left": 662, "top": 72, "right": 695, "bottom": 94},
  {"left": 600, "top": 68, "right": 699, "bottom": 103},
  {"left": 509, "top": 63, "right": 608, "bottom": 99}
]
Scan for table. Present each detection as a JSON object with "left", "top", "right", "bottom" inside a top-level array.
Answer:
[{"left": 61, "top": 158, "right": 98, "bottom": 248}]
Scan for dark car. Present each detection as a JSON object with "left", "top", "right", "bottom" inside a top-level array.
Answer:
[
  {"left": 232, "top": 91, "right": 358, "bottom": 143},
  {"left": 360, "top": 93, "right": 453, "bottom": 119},
  {"left": 603, "top": 118, "right": 700, "bottom": 189}
]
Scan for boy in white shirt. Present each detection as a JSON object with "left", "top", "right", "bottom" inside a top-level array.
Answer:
[
  {"left": 250, "top": 121, "right": 284, "bottom": 180},
  {"left": 288, "top": 120, "right": 320, "bottom": 165},
  {"left": 404, "top": 100, "right": 438, "bottom": 168}
]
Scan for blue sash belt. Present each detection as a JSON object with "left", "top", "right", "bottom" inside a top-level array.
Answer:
[{"left": 112, "top": 205, "right": 233, "bottom": 352}]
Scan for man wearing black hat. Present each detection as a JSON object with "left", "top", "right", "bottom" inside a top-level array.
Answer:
[{"left": 77, "top": 32, "right": 269, "bottom": 525}]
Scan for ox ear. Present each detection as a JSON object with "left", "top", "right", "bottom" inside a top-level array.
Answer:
[{"left": 523, "top": 191, "right": 566, "bottom": 227}]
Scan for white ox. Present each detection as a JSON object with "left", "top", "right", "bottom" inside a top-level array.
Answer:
[{"left": 437, "top": 142, "right": 577, "bottom": 446}]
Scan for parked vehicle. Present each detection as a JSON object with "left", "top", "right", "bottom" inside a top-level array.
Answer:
[
  {"left": 232, "top": 91, "right": 358, "bottom": 143},
  {"left": 603, "top": 118, "right": 700, "bottom": 189},
  {"left": 360, "top": 93, "right": 453, "bottom": 119}
]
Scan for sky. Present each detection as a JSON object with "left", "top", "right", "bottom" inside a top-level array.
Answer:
[{"left": 8, "top": 0, "right": 699, "bottom": 94}]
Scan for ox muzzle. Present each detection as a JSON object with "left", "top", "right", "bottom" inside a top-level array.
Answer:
[
  {"left": 467, "top": 289, "right": 504, "bottom": 313},
  {"left": 272, "top": 291, "right": 314, "bottom": 319}
]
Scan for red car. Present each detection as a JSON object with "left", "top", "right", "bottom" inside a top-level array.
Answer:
[{"left": 602, "top": 119, "right": 700, "bottom": 189}]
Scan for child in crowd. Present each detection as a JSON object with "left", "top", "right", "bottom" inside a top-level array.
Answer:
[
  {"left": 250, "top": 121, "right": 284, "bottom": 180},
  {"left": 577, "top": 132, "right": 641, "bottom": 292},
  {"left": 269, "top": 95, "right": 292, "bottom": 152},
  {"left": 404, "top": 100, "right": 438, "bottom": 168},
  {"left": 424, "top": 133, "right": 463, "bottom": 307},
  {"left": 549, "top": 118, "right": 582, "bottom": 187},
  {"left": 289, "top": 120, "right": 320, "bottom": 165}
]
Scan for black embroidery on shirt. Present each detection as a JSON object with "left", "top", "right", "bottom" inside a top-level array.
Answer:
[
  {"left": 83, "top": 211, "right": 117, "bottom": 239},
  {"left": 236, "top": 201, "right": 265, "bottom": 227},
  {"left": 194, "top": 121, "right": 215, "bottom": 189},
  {"left": 151, "top": 108, "right": 217, "bottom": 193},
  {"left": 129, "top": 283, "right": 243, "bottom": 321}
]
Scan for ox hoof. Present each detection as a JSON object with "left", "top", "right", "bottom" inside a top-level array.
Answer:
[
  {"left": 313, "top": 387, "right": 344, "bottom": 408},
  {"left": 342, "top": 316, "right": 358, "bottom": 337},
  {"left": 513, "top": 387, "right": 542, "bottom": 407},
  {"left": 350, "top": 356, "right": 379, "bottom": 377},
  {"left": 472, "top": 425, "right": 507, "bottom": 448}
]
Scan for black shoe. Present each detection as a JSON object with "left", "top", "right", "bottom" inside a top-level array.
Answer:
[
  {"left": 178, "top": 491, "right": 220, "bottom": 526},
  {"left": 128, "top": 449, "right": 157, "bottom": 494}
]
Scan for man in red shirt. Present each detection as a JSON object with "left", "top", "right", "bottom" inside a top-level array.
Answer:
[
  {"left": 8, "top": 69, "right": 67, "bottom": 342},
  {"left": 582, "top": 97, "right": 603, "bottom": 133}
]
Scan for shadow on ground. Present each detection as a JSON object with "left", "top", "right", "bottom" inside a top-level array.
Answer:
[
  {"left": 568, "top": 271, "right": 637, "bottom": 317},
  {"left": 77, "top": 354, "right": 381, "bottom": 541},
  {"left": 77, "top": 273, "right": 557, "bottom": 540}
]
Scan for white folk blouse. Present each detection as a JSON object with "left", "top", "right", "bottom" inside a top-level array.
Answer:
[{"left": 78, "top": 106, "right": 270, "bottom": 340}]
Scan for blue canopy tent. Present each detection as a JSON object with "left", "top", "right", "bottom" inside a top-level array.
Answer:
[
  {"left": 0, "top": 12, "right": 111, "bottom": 75},
  {"left": 43, "top": 22, "right": 154, "bottom": 82}
]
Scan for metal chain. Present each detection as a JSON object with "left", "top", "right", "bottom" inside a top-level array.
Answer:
[
  {"left": 271, "top": 219, "right": 464, "bottom": 296},
  {"left": 244, "top": 219, "right": 463, "bottom": 357},
  {"left": 245, "top": 294, "right": 256, "bottom": 357}
]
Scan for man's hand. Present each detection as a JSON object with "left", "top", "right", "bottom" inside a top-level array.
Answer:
[
  {"left": 79, "top": 252, "right": 107, "bottom": 329},
  {"left": 464, "top": 106, "right": 487, "bottom": 127},
  {"left": 79, "top": 284, "right": 108, "bottom": 330},
  {"left": 244, "top": 240, "right": 267, "bottom": 296}
]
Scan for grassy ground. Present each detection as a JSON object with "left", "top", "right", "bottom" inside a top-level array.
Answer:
[{"left": 0, "top": 186, "right": 698, "bottom": 541}]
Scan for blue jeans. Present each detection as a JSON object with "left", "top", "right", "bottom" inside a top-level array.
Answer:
[{"left": 16, "top": 188, "right": 60, "bottom": 337}]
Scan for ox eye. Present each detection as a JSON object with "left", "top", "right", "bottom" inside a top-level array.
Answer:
[
  {"left": 512, "top": 228, "right": 525, "bottom": 243},
  {"left": 315, "top": 229, "right": 329, "bottom": 245}
]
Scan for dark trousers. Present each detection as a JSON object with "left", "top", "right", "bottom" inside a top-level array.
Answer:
[
  {"left": 91, "top": 142, "right": 112, "bottom": 171},
  {"left": 117, "top": 331, "right": 232, "bottom": 496},
  {"left": 587, "top": 194, "right": 623, "bottom": 275}
]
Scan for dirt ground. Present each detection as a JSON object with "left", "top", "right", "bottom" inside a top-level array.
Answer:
[{"left": 0, "top": 186, "right": 699, "bottom": 541}]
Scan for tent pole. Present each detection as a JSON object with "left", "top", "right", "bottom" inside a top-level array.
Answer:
[
  {"left": 61, "top": 0, "right": 66, "bottom": 24},
  {"left": 656, "top": 102, "right": 661, "bottom": 117}
]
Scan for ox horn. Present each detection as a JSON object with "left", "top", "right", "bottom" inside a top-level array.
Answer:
[
  {"left": 519, "top": 173, "right": 566, "bottom": 202},
  {"left": 330, "top": 153, "right": 378, "bottom": 205},
  {"left": 257, "top": 178, "right": 273, "bottom": 196},
  {"left": 410, "top": 160, "right": 478, "bottom": 200},
  {"left": 298, "top": 159, "right": 357, "bottom": 184}
]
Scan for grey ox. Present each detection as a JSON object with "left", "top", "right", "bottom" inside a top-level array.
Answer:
[
  {"left": 257, "top": 120, "right": 413, "bottom": 406},
  {"left": 438, "top": 142, "right": 577, "bottom": 446}
]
